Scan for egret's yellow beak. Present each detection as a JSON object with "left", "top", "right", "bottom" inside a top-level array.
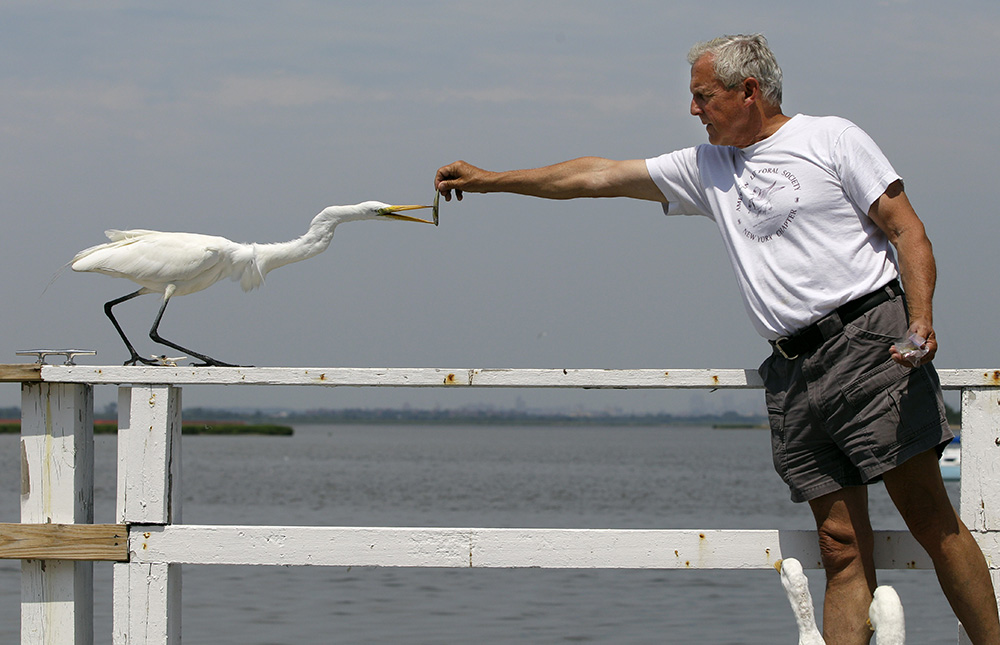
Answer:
[
  {"left": 773, "top": 559, "right": 784, "bottom": 572},
  {"left": 377, "top": 204, "right": 435, "bottom": 224}
]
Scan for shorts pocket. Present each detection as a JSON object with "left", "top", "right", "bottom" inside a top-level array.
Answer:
[
  {"left": 839, "top": 300, "right": 910, "bottom": 410},
  {"left": 759, "top": 359, "right": 790, "bottom": 482},
  {"left": 766, "top": 400, "right": 788, "bottom": 484},
  {"left": 888, "top": 365, "right": 948, "bottom": 435},
  {"left": 841, "top": 358, "right": 910, "bottom": 411}
]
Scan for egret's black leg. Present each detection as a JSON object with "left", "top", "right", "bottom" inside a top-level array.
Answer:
[
  {"left": 104, "top": 289, "right": 157, "bottom": 366},
  {"left": 147, "top": 298, "right": 239, "bottom": 367}
]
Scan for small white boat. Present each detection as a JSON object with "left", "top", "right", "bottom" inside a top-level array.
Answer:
[{"left": 940, "top": 437, "right": 960, "bottom": 481}]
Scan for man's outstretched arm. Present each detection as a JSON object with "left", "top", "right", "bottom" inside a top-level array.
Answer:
[{"left": 434, "top": 157, "right": 667, "bottom": 203}]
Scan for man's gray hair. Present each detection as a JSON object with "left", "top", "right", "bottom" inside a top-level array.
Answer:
[{"left": 687, "top": 34, "right": 783, "bottom": 106}]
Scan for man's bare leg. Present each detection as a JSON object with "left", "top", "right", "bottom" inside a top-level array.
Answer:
[
  {"left": 809, "top": 486, "right": 877, "bottom": 644},
  {"left": 883, "top": 449, "right": 1000, "bottom": 644}
]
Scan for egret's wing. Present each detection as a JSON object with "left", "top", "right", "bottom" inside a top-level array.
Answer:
[
  {"left": 71, "top": 231, "right": 229, "bottom": 292},
  {"left": 104, "top": 229, "right": 159, "bottom": 242},
  {"left": 71, "top": 230, "right": 158, "bottom": 267}
]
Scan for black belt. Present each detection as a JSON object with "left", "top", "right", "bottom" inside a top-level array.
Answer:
[{"left": 770, "top": 280, "right": 902, "bottom": 360}]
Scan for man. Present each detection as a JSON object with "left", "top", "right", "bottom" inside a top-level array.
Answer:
[{"left": 434, "top": 34, "right": 1000, "bottom": 644}]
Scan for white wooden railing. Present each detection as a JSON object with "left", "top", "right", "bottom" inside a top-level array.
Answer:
[{"left": 3, "top": 365, "right": 999, "bottom": 644}]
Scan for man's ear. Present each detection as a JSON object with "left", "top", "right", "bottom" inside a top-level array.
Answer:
[{"left": 742, "top": 77, "right": 760, "bottom": 105}]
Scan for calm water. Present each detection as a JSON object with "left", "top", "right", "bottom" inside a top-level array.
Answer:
[{"left": 0, "top": 424, "right": 963, "bottom": 643}]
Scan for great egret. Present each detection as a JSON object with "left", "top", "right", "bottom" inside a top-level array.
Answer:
[
  {"left": 868, "top": 586, "right": 905, "bottom": 644},
  {"left": 71, "top": 201, "right": 434, "bottom": 366},
  {"left": 775, "top": 558, "right": 825, "bottom": 645}
]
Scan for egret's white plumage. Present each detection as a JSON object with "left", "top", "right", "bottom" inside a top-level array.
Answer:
[
  {"left": 776, "top": 558, "right": 826, "bottom": 645},
  {"left": 868, "top": 586, "right": 905, "bottom": 644},
  {"left": 71, "top": 201, "right": 433, "bottom": 366}
]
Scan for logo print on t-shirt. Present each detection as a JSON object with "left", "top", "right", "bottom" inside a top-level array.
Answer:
[{"left": 734, "top": 167, "right": 801, "bottom": 242}]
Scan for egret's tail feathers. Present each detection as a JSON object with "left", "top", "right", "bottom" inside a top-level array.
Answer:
[
  {"left": 46, "top": 232, "right": 128, "bottom": 294},
  {"left": 42, "top": 260, "right": 73, "bottom": 296},
  {"left": 48, "top": 233, "right": 126, "bottom": 294}
]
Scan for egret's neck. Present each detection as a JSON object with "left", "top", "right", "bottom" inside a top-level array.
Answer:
[{"left": 253, "top": 220, "right": 339, "bottom": 276}]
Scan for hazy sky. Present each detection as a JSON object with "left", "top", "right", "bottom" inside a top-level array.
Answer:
[{"left": 2, "top": 1, "right": 997, "bottom": 414}]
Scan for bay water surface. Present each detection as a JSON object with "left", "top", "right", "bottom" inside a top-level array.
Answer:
[{"left": 0, "top": 423, "right": 963, "bottom": 643}]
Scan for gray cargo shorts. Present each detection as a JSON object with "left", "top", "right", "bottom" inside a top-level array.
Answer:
[{"left": 758, "top": 295, "right": 953, "bottom": 503}]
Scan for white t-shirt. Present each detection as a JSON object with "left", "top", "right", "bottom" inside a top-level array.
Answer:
[{"left": 646, "top": 114, "right": 901, "bottom": 340}]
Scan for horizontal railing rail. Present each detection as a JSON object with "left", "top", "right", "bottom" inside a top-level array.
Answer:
[{"left": 10, "top": 365, "right": 1000, "bottom": 389}]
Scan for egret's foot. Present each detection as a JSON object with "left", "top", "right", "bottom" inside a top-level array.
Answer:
[
  {"left": 124, "top": 354, "right": 158, "bottom": 366},
  {"left": 191, "top": 358, "right": 242, "bottom": 368}
]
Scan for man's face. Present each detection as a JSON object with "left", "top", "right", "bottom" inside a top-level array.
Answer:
[{"left": 689, "top": 54, "right": 753, "bottom": 147}]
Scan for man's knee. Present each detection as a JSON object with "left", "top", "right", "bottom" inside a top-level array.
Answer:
[
  {"left": 816, "top": 520, "right": 874, "bottom": 575},
  {"left": 900, "top": 500, "right": 959, "bottom": 543},
  {"left": 810, "top": 487, "right": 875, "bottom": 575}
]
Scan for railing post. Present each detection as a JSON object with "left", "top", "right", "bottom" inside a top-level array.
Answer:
[
  {"left": 959, "top": 385, "right": 1000, "bottom": 645},
  {"left": 19, "top": 382, "right": 95, "bottom": 645},
  {"left": 112, "top": 385, "right": 182, "bottom": 645}
]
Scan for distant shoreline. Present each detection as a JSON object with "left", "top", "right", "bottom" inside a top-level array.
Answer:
[
  {"left": 159, "top": 408, "right": 769, "bottom": 428},
  {"left": 0, "top": 421, "right": 294, "bottom": 436},
  {"left": 0, "top": 401, "right": 962, "bottom": 429},
  {"left": 0, "top": 407, "right": 768, "bottom": 429}
]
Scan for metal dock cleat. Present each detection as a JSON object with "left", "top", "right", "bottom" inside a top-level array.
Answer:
[{"left": 16, "top": 349, "right": 97, "bottom": 365}]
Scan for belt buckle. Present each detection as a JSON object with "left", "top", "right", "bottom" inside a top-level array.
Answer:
[{"left": 773, "top": 336, "right": 799, "bottom": 360}]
